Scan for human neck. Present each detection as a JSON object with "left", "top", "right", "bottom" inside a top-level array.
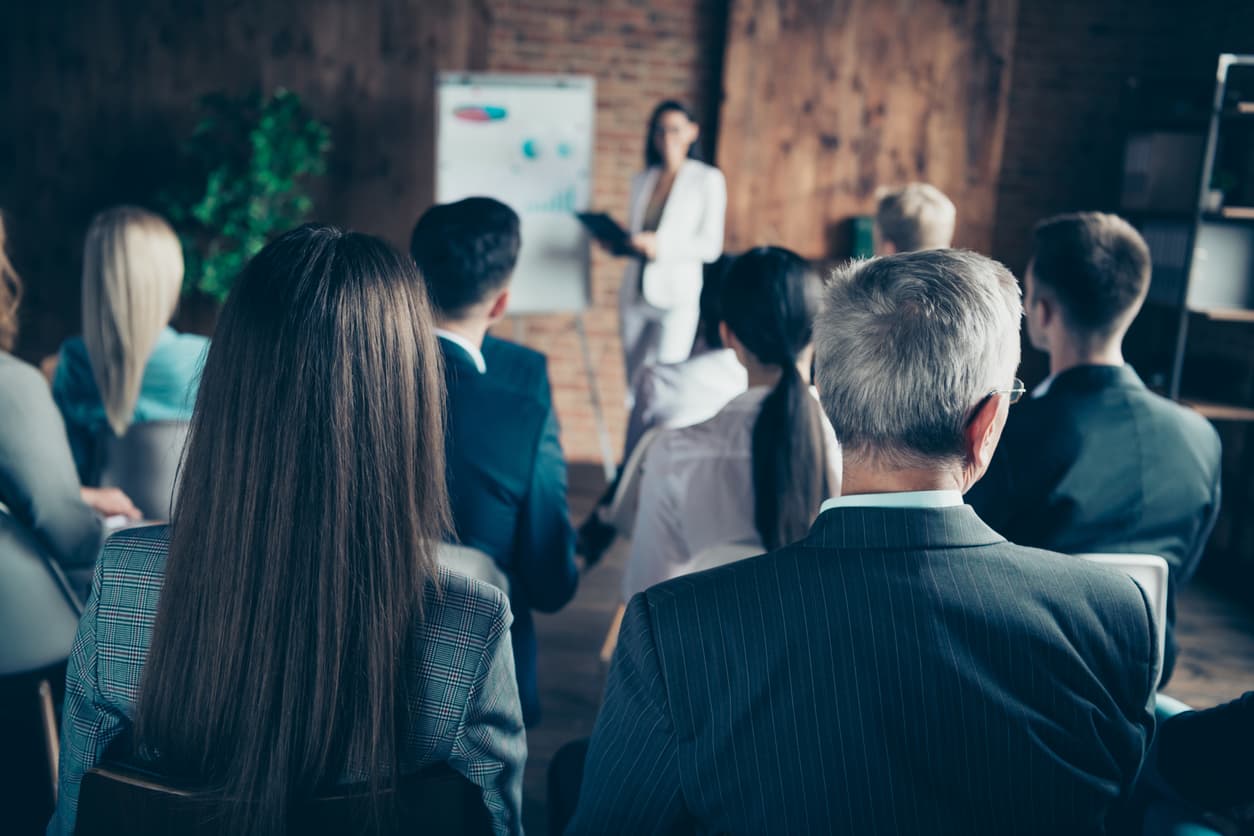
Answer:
[
  {"left": 1047, "top": 334, "right": 1124, "bottom": 378},
  {"left": 661, "top": 158, "right": 685, "bottom": 175},
  {"left": 841, "top": 461, "right": 965, "bottom": 496},
  {"left": 435, "top": 317, "right": 488, "bottom": 349}
]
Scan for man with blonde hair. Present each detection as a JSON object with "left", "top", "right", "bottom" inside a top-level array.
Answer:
[{"left": 875, "top": 182, "right": 956, "bottom": 252}]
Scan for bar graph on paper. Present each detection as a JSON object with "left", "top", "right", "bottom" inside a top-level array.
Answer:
[{"left": 528, "top": 186, "right": 577, "bottom": 213}]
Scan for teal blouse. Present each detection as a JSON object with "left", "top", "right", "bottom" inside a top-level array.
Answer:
[{"left": 52, "top": 327, "right": 209, "bottom": 481}]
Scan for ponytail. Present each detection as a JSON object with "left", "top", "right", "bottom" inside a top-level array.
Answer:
[
  {"left": 751, "top": 359, "right": 829, "bottom": 549},
  {"left": 722, "top": 247, "right": 830, "bottom": 550}
]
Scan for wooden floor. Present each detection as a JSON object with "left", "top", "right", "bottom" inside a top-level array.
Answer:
[{"left": 523, "top": 464, "right": 1254, "bottom": 833}]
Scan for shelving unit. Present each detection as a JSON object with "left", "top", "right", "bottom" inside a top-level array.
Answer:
[
  {"left": 1118, "top": 57, "right": 1254, "bottom": 573},
  {"left": 1161, "top": 55, "right": 1254, "bottom": 415}
]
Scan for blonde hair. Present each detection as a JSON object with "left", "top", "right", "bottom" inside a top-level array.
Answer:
[
  {"left": 82, "top": 206, "right": 185, "bottom": 435},
  {"left": 0, "top": 214, "right": 22, "bottom": 353},
  {"left": 875, "top": 183, "right": 957, "bottom": 252}
]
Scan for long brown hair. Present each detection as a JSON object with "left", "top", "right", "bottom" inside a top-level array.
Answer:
[
  {"left": 0, "top": 214, "right": 22, "bottom": 353},
  {"left": 135, "top": 224, "right": 450, "bottom": 833},
  {"left": 721, "top": 247, "right": 829, "bottom": 550}
]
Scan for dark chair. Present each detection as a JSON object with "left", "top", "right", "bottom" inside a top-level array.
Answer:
[
  {"left": 0, "top": 509, "right": 84, "bottom": 802},
  {"left": 93, "top": 421, "right": 190, "bottom": 520},
  {"left": 75, "top": 759, "right": 494, "bottom": 836}
]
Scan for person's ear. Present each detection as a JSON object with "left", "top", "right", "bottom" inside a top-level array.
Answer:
[
  {"left": 486, "top": 288, "right": 510, "bottom": 323},
  {"left": 962, "top": 391, "right": 1008, "bottom": 490},
  {"left": 686, "top": 121, "right": 700, "bottom": 149},
  {"left": 720, "top": 322, "right": 750, "bottom": 369},
  {"left": 1036, "top": 293, "right": 1056, "bottom": 329}
]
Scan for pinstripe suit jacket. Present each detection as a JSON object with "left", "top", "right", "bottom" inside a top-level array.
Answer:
[
  {"left": 49, "top": 525, "right": 526, "bottom": 836},
  {"left": 570, "top": 505, "right": 1156, "bottom": 835}
]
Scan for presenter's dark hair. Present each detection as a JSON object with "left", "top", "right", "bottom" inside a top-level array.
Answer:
[
  {"left": 135, "top": 224, "right": 450, "bottom": 834},
  {"left": 720, "top": 247, "right": 828, "bottom": 550},
  {"left": 1031, "top": 211, "right": 1151, "bottom": 335},
  {"left": 644, "top": 100, "right": 703, "bottom": 167},
  {"left": 410, "top": 196, "right": 521, "bottom": 317}
]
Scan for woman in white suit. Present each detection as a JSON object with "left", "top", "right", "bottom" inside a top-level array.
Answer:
[{"left": 620, "top": 101, "right": 726, "bottom": 390}]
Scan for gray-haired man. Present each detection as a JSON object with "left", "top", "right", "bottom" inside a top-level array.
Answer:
[{"left": 570, "top": 249, "right": 1155, "bottom": 835}]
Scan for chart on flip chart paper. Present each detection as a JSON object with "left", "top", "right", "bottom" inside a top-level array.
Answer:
[{"left": 436, "top": 73, "right": 595, "bottom": 314}]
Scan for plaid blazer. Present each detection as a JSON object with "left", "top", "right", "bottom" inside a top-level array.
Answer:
[{"left": 48, "top": 525, "right": 526, "bottom": 836}]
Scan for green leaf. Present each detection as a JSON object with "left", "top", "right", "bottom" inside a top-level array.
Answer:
[{"left": 163, "top": 87, "right": 332, "bottom": 301}]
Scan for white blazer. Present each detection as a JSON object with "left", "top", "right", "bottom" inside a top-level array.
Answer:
[{"left": 625, "top": 159, "right": 727, "bottom": 310}]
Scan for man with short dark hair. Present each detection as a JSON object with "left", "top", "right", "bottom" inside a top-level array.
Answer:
[
  {"left": 411, "top": 197, "right": 577, "bottom": 725},
  {"left": 569, "top": 249, "right": 1155, "bottom": 834},
  {"left": 968, "top": 212, "right": 1221, "bottom": 685}
]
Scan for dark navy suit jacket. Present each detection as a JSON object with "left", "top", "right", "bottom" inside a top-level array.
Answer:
[
  {"left": 481, "top": 334, "right": 552, "bottom": 408},
  {"left": 967, "top": 364, "right": 1222, "bottom": 684},
  {"left": 440, "top": 337, "right": 577, "bottom": 724},
  {"left": 570, "top": 505, "right": 1156, "bottom": 835}
]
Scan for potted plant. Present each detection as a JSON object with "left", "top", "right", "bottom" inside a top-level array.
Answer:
[{"left": 163, "top": 88, "right": 331, "bottom": 334}]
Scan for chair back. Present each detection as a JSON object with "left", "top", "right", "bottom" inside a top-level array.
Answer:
[
  {"left": 0, "top": 509, "right": 83, "bottom": 676},
  {"left": 689, "top": 540, "right": 762, "bottom": 574},
  {"left": 437, "top": 543, "right": 510, "bottom": 596},
  {"left": 1075, "top": 553, "right": 1170, "bottom": 687},
  {"left": 95, "top": 421, "right": 190, "bottom": 521},
  {"left": 603, "top": 427, "right": 663, "bottom": 533},
  {"left": 75, "top": 760, "right": 493, "bottom": 836}
]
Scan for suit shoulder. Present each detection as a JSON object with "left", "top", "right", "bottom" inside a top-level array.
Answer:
[
  {"left": 483, "top": 335, "right": 546, "bottom": 368},
  {"left": 98, "top": 524, "right": 171, "bottom": 583},
  {"left": 643, "top": 544, "right": 777, "bottom": 612},
  {"left": 469, "top": 373, "right": 549, "bottom": 419},
  {"left": 0, "top": 352, "right": 48, "bottom": 390},
  {"left": 1141, "top": 389, "right": 1221, "bottom": 446},
  {"left": 423, "top": 568, "right": 513, "bottom": 650},
  {"left": 995, "top": 541, "right": 1150, "bottom": 612}
]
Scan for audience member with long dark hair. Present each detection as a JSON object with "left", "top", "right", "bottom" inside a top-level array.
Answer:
[
  {"left": 0, "top": 213, "right": 138, "bottom": 582},
  {"left": 49, "top": 225, "right": 526, "bottom": 835},
  {"left": 52, "top": 206, "right": 209, "bottom": 480},
  {"left": 622, "top": 246, "right": 839, "bottom": 598}
]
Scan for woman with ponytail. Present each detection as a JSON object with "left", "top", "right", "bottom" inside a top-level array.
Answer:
[{"left": 622, "top": 246, "right": 840, "bottom": 599}]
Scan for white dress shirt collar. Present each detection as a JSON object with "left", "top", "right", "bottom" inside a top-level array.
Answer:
[
  {"left": 436, "top": 329, "right": 486, "bottom": 374},
  {"left": 819, "top": 490, "right": 964, "bottom": 513}
]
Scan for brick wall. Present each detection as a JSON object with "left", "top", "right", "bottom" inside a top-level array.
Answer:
[
  {"left": 483, "top": 0, "right": 728, "bottom": 463},
  {"left": 8, "top": 0, "right": 1254, "bottom": 464}
]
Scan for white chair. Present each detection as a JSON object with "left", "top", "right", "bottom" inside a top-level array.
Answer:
[
  {"left": 93, "top": 420, "right": 191, "bottom": 521},
  {"left": 1075, "top": 553, "right": 1170, "bottom": 688},
  {"left": 437, "top": 543, "right": 510, "bottom": 596},
  {"left": 602, "top": 427, "right": 663, "bottom": 534},
  {"left": 689, "top": 540, "right": 762, "bottom": 574}
]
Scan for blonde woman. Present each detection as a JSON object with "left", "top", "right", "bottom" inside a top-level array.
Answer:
[{"left": 53, "top": 206, "right": 209, "bottom": 480}]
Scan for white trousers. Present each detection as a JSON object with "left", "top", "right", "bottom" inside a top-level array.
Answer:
[{"left": 619, "top": 291, "right": 700, "bottom": 398}]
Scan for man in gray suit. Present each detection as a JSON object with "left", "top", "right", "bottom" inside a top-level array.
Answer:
[{"left": 569, "top": 250, "right": 1156, "bottom": 835}]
